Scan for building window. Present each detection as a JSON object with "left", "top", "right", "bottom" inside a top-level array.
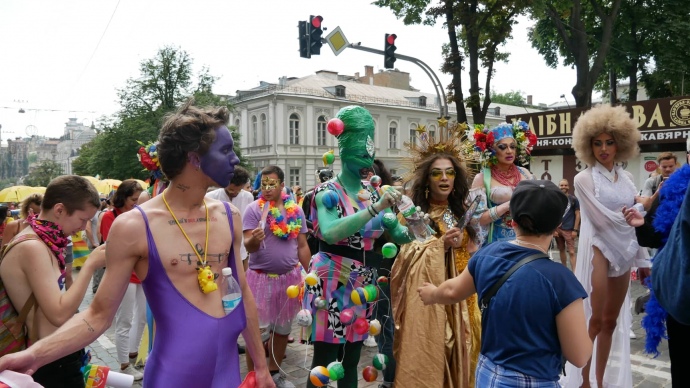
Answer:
[
  {"left": 234, "top": 118, "right": 240, "bottom": 129},
  {"left": 251, "top": 115, "right": 258, "bottom": 147},
  {"left": 317, "top": 115, "right": 327, "bottom": 146},
  {"left": 289, "top": 113, "right": 300, "bottom": 145},
  {"left": 409, "top": 123, "right": 418, "bottom": 146},
  {"left": 260, "top": 114, "right": 267, "bottom": 146},
  {"left": 428, "top": 124, "right": 436, "bottom": 141},
  {"left": 335, "top": 86, "right": 345, "bottom": 97},
  {"left": 289, "top": 168, "right": 300, "bottom": 187},
  {"left": 389, "top": 121, "right": 398, "bottom": 149}
]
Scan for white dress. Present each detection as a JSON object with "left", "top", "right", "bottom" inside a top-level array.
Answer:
[{"left": 561, "top": 163, "right": 649, "bottom": 388}]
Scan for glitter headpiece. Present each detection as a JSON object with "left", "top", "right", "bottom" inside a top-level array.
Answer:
[
  {"left": 404, "top": 119, "right": 477, "bottom": 176},
  {"left": 467, "top": 120, "right": 537, "bottom": 166}
]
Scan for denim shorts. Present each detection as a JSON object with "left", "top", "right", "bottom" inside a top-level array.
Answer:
[{"left": 476, "top": 354, "right": 560, "bottom": 388}]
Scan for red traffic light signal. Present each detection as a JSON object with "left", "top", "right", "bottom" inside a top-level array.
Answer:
[
  {"left": 311, "top": 15, "right": 322, "bottom": 29},
  {"left": 309, "top": 15, "right": 324, "bottom": 56},
  {"left": 384, "top": 33, "right": 397, "bottom": 69}
]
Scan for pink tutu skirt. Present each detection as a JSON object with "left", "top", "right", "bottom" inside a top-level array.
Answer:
[{"left": 246, "top": 266, "right": 302, "bottom": 326}]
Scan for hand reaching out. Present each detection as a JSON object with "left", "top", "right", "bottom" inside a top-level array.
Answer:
[{"left": 622, "top": 206, "right": 645, "bottom": 227}]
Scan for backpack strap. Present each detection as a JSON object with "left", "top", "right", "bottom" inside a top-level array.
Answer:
[
  {"left": 479, "top": 252, "right": 549, "bottom": 314},
  {"left": 1, "top": 234, "right": 42, "bottom": 329}
]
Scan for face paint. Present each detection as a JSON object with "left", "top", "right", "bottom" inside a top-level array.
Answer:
[
  {"left": 200, "top": 126, "right": 240, "bottom": 187},
  {"left": 261, "top": 177, "right": 280, "bottom": 191}
]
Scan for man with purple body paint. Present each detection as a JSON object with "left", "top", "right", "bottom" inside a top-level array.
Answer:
[{"left": 0, "top": 100, "right": 276, "bottom": 388}]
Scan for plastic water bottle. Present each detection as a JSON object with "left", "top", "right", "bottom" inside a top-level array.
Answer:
[
  {"left": 222, "top": 267, "right": 242, "bottom": 315},
  {"left": 397, "top": 195, "right": 433, "bottom": 242}
]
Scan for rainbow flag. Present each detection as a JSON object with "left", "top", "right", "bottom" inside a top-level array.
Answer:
[{"left": 72, "top": 232, "right": 90, "bottom": 269}]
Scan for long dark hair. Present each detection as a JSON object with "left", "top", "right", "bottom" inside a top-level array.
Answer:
[
  {"left": 410, "top": 153, "right": 476, "bottom": 241},
  {"left": 0, "top": 205, "right": 7, "bottom": 225},
  {"left": 373, "top": 159, "right": 394, "bottom": 186}
]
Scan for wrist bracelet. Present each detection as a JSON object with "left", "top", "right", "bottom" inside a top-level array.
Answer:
[
  {"left": 573, "top": 229, "right": 579, "bottom": 232},
  {"left": 489, "top": 207, "right": 500, "bottom": 221},
  {"left": 367, "top": 205, "right": 378, "bottom": 217}
]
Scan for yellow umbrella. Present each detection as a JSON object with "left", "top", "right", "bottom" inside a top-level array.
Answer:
[
  {"left": 0, "top": 186, "right": 43, "bottom": 203},
  {"left": 132, "top": 179, "right": 149, "bottom": 189},
  {"left": 96, "top": 179, "right": 122, "bottom": 194},
  {"left": 80, "top": 176, "right": 100, "bottom": 187}
]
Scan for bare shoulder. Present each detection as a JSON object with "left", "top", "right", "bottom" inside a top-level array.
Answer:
[
  {"left": 518, "top": 167, "right": 533, "bottom": 179},
  {"left": 109, "top": 206, "right": 147, "bottom": 242},
  {"left": 2, "top": 233, "right": 52, "bottom": 269},
  {"left": 471, "top": 172, "right": 485, "bottom": 189}
]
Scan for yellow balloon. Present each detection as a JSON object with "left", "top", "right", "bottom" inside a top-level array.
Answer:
[
  {"left": 286, "top": 285, "right": 300, "bottom": 298},
  {"left": 305, "top": 272, "right": 319, "bottom": 287}
]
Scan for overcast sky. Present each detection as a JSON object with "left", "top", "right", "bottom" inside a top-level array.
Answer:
[{"left": 0, "top": 0, "right": 579, "bottom": 141}]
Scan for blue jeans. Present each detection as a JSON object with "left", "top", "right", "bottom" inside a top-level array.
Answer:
[{"left": 375, "top": 272, "right": 396, "bottom": 385}]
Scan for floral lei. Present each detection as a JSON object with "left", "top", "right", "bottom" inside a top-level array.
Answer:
[
  {"left": 470, "top": 121, "right": 537, "bottom": 166},
  {"left": 258, "top": 193, "right": 302, "bottom": 240}
]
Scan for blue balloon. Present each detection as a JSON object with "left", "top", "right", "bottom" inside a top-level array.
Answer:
[{"left": 323, "top": 190, "right": 339, "bottom": 209}]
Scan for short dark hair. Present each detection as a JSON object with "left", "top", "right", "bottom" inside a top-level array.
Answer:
[
  {"left": 158, "top": 99, "right": 229, "bottom": 180},
  {"left": 230, "top": 166, "right": 250, "bottom": 187},
  {"left": 261, "top": 165, "right": 284, "bottom": 182},
  {"left": 43, "top": 175, "right": 100, "bottom": 215},
  {"left": 112, "top": 179, "right": 144, "bottom": 209}
]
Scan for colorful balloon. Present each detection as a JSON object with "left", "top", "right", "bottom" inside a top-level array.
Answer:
[
  {"left": 314, "top": 296, "right": 328, "bottom": 310},
  {"left": 381, "top": 243, "right": 398, "bottom": 259},
  {"left": 364, "top": 284, "right": 378, "bottom": 302},
  {"left": 309, "top": 366, "right": 330, "bottom": 387},
  {"left": 296, "top": 309, "right": 313, "bottom": 327},
  {"left": 357, "top": 189, "right": 371, "bottom": 201},
  {"left": 327, "top": 118, "right": 345, "bottom": 136},
  {"left": 350, "top": 287, "right": 369, "bottom": 305},
  {"left": 369, "top": 175, "right": 382, "bottom": 188},
  {"left": 373, "top": 353, "right": 388, "bottom": 370},
  {"left": 362, "top": 366, "right": 378, "bottom": 382},
  {"left": 340, "top": 308, "right": 356, "bottom": 325},
  {"left": 322, "top": 190, "right": 339, "bottom": 209},
  {"left": 286, "top": 285, "right": 299, "bottom": 298},
  {"left": 369, "top": 319, "right": 382, "bottom": 336},
  {"left": 353, "top": 317, "right": 370, "bottom": 335},
  {"left": 305, "top": 272, "right": 319, "bottom": 287},
  {"left": 322, "top": 150, "right": 336, "bottom": 165},
  {"left": 376, "top": 276, "right": 389, "bottom": 286},
  {"left": 327, "top": 361, "right": 345, "bottom": 381}
]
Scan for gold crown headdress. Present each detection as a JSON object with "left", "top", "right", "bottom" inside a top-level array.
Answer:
[{"left": 403, "top": 119, "right": 481, "bottom": 179}]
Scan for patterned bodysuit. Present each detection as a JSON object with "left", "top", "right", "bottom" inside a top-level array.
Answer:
[{"left": 136, "top": 202, "right": 246, "bottom": 387}]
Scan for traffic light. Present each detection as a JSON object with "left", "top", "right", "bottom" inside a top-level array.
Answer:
[
  {"left": 298, "top": 20, "right": 310, "bottom": 58},
  {"left": 384, "top": 33, "right": 397, "bottom": 69},
  {"left": 308, "top": 15, "right": 324, "bottom": 56}
]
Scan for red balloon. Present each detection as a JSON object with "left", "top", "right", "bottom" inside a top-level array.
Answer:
[
  {"left": 340, "top": 308, "right": 355, "bottom": 325},
  {"left": 353, "top": 317, "right": 370, "bottom": 335},
  {"left": 362, "top": 366, "right": 378, "bottom": 382},
  {"left": 327, "top": 118, "right": 345, "bottom": 136}
]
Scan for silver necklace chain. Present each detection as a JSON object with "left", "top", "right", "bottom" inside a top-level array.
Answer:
[{"left": 513, "top": 239, "right": 548, "bottom": 254}]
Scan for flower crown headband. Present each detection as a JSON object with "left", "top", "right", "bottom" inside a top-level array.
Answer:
[
  {"left": 468, "top": 120, "right": 537, "bottom": 167},
  {"left": 137, "top": 141, "right": 163, "bottom": 180}
]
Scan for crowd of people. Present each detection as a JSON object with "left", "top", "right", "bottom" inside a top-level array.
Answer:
[{"left": 0, "top": 100, "right": 685, "bottom": 388}]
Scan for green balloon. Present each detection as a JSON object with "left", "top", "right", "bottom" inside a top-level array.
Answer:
[
  {"left": 325, "top": 152, "right": 335, "bottom": 165},
  {"left": 372, "top": 353, "right": 389, "bottom": 370},
  {"left": 327, "top": 361, "right": 345, "bottom": 381},
  {"left": 364, "top": 284, "right": 378, "bottom": 301},
  {"left": 382, "top": 243, "right": 398, "bottom": 259}
]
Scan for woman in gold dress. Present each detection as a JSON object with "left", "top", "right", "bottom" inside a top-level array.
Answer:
[{"left": 391, "top": 151, "right": 481, "bottom": 388}]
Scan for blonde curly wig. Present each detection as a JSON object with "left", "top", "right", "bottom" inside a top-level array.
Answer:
[{"left": 572, "top": 104, "right": 640, "bottom": 166}]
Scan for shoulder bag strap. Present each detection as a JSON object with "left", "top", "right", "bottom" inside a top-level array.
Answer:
[
  {"left": 1, "top": 234, "right": 42, "bottom": 326},
  {"left": 479, "top": 252, "right": 549, "bottom": 313}
]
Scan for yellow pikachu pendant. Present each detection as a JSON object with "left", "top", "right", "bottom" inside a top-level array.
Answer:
[{"left": 197, "top": 265, "right": 218, "bottom": 294}]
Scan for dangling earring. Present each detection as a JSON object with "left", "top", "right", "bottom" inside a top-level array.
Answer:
[{"left": 425, "top": 187, "right": 429, "bottom": 199}]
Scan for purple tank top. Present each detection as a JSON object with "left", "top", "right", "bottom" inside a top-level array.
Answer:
[{"left": 136, "top": 202, "right": 246, "bottom": 387}]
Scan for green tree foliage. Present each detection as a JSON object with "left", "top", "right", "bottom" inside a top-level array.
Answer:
[
  {"left": 530, "top": 0, "right": 623, "bottom": 107},
  {"left": 490, "top": 89, "right": 525, "bottom": 105},
  {"left": 23, "top": 160, "right": 63, "bottom": 187},
  {"left": 374, "top": 0, "right": 531, "bottom": 124},
  {"left": 72, "top": 46, "right": 247, "bottom": 179}
]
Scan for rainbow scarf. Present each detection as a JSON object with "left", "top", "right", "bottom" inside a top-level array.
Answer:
[{"left": 258, "top": 193, "right": 302, "bottom": 240}]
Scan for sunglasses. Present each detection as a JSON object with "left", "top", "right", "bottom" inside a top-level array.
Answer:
[{"left": 430, "top": 168, "right": 456, "bottom": 180}]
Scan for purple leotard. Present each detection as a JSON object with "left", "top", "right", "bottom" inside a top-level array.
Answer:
[{"left": 136, "top": 202, "right": 246, "bottom": 387}]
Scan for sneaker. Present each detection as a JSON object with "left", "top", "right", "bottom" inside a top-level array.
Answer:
[
  {"left": 629, "top": 329, "right": 637, "bottom": 339},
  {"left": 271, "top": 373, "right": 295, "bottom": 388},
  {"left": 121, "top": 364, "right": 144, "bottom": 381},
  {"left": 364, "top": 336, "right": 377, "bottom": 347}
]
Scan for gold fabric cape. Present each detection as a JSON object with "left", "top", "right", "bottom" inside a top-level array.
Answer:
[{"left": 391, "top": 204, "right": 480, "bottom": 388}]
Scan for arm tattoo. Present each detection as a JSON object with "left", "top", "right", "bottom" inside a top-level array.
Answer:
[{"left": 83, "top": 318, "right": 95, "bottom": 332}]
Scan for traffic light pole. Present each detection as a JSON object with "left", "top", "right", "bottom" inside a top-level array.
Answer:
[{"left": 347, "top": 43, "right": 449, "bottom": 119}]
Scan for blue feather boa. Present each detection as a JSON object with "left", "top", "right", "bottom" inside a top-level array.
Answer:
[{"left": 642, "top": 165, "right": 690, "bottom": 356}]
